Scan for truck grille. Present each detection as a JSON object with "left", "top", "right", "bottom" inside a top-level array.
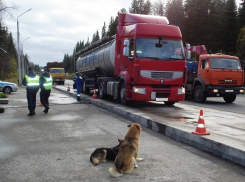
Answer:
[
  {"left": 218, "top": 80, "right": 237, "bottom": 84},
  {"left": 141, "top": 70, "right": 183, "bottom": 80}
]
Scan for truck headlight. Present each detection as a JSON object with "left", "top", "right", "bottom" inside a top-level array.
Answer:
[
  {"left": 240, "top": 89, "right": 244, "bottom": 93},
  {"left": 212, "top": 89, "right": 218, "bottom": 93},
  {"left": 133, "top": 87, "right": 146, "bottom": 95},
  {"left": 178, "top": 87, "right": 185, "bottom": 95}
]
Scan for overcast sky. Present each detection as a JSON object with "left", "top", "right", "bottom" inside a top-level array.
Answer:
[{"left": 4, "top": 0, "right": 242, "bottom": 67}]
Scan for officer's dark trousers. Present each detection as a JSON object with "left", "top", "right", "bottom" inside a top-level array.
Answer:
[
  {"left": 40, "top": 89, "right": 51, "bottom": 107},
  {"left": 27, "top": 90, "right": 38, "bottom": 111}
]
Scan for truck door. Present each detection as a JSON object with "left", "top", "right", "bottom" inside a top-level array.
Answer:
[{"left": 198, "top": 59, "right": 211, "bottom": 85}]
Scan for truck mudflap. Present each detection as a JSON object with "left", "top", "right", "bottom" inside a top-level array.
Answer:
[
  {"left": 128, "top": 86, "right": 185, "bottom": 102},
  {"left": 207, "top": 85, "right": 245, "bottom": 96}
]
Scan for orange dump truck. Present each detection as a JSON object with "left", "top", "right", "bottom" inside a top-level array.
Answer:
[
  {"left": 46, "top": 62, "right": 65, "bottom": 85},
  {"left": 185, "top": 45, "right": 244, "bottom": 103}
]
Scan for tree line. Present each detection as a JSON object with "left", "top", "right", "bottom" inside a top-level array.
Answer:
[
  {"left": 63, "top": 0, "right": 245, "bottom": 74},
  {"left": 0, "top": 0, "right": 36, "bottom": 82}
]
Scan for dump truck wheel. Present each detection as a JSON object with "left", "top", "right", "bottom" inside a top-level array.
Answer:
[
  {"left": 223, "top": 95, "right": 236, "bottom": 103},
  {"left": 194, "top": 85, "right": 207, "bottom": 103}
]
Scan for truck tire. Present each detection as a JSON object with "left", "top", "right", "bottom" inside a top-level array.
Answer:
[
  {"left": 164, "top": 101, "right": 175, "bottom": 106},
  {"left": 98, "top": 81, "right": 105, "bottom": 99},
  {"left": 82, "top": 79, "right": 89, "bottom": 94},
  {"left": 223, "top": 95, "right": 236, "bottom": 103},
  {"left": 194, "top": 85, "right": 207, "bottom": 103},
  {"left": 120, "top": 82, "right": 128, "bottom": 105}
]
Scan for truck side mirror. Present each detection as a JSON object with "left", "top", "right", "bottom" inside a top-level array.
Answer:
[
  {"left": 123, "top": 47, "right": 129, "bottom": 56},
  {"left": 124, "top": 39, "right": 130, "bottom": 46}
]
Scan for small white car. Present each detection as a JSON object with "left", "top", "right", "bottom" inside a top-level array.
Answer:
[{"left": 0, "top": 80, "right": 18, "bottom": 94}]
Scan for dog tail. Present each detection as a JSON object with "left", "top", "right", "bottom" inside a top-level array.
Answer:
[{"left": 109, "top": 167, "right": 123, "bottom": 178}]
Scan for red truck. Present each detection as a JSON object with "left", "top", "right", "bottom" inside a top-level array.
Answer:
[
  {"left": 185, "top": 45, "right": 244, "bottom": 103},
  {"left": 75, "top": 13, "right": 186, "bottom": 105}
]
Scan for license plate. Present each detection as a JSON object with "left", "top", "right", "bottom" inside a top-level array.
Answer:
[
  {"left": 225, "top": 90, "right": 233, "bottom": 92},
  {"left": 156, "top": 98, "right": 168, "bottom": 102},
  {"left": 56, "top": 79, "right": 60, "bottom": 81}
]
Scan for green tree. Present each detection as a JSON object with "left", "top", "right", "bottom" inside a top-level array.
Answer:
[
  {"left": 129, "top": 0, "right": 139, "bottom": 13},
  {"left": 236, "top": 26, "right": 245, "bottom": 60},
  {"left": 143, "top": 0, "right": 152, "bottom": 15},
  {"left": 238, "top": 0, "right": 245, "bottom": 30},
  {"left": 152, "top": 0, "right": 164, "bottom": 16},
  {"left": 220, "top": 0, "right": 238, "bottom": 54},
  {"left": 101, "top": 22, "right": 107, "bottom": 38},
  {"left": 107, "top": 16, "right": 118, "bottom": 36},
  {"left": 165, "top": 0, "right": 184, "bottom": 30}
]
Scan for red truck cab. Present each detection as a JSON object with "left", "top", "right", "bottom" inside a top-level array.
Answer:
[{"left": 114, "top": 13, "right": 186, "bottom": 105}]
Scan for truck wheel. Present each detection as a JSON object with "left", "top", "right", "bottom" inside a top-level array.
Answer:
[
  {"left": 3, "top": 87, "right": 12, "bottom": 94},
  {"left": 164, "top": 101, "right": 175, "bottom": 106},
  {"left": 82, "top": 80, "right": 89, "bottom": 94},
  {"left": 120, "top": 82, "right": 128, "bottom": 105},
  {"left": 98, "top": 81, "right": 105, "bottom": 99},
  {"left": 223, "top": 95, "right": 236, "bottom": 103},
  {"left": 194, "top": 85, "right": 207, "bottom": 103}
]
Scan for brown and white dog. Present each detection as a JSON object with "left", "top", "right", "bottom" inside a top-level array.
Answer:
[
  {"left": 109, "top": 123, "right": 142, "bottom": 177},
  {"left": 90, "top": 139, "right": 123, "bottom": 166}
]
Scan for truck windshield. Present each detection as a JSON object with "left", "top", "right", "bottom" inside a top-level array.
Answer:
[
  {"left": 50, "top": 69, "right": 64, "bottom": 73},
  {"left": 210, "top": 58, "right": 241, "bottom": 70},
  {"left": 135, "top": 38, "right": 184, "bottom": 60}
]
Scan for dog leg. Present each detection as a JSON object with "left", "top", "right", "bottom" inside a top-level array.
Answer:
[
  {"left": 134, "top": 159, "right": 138, "bottom": 168},
  {"left": 137, "top": 157, "right": 144, "bottom": 161}
]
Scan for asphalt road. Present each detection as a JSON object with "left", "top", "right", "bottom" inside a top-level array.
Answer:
[{"left": 0, "top": 87, "right": 245, "bottom": 182}]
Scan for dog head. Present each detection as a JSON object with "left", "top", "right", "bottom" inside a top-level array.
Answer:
[{"left": 125, "top": 123, "right": 141, "bottom": 139}]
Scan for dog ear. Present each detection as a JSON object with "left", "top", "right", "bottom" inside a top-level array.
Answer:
[
  {"left": 118, "top": 138, "right": 123, "bottom": 142},
  {"left": 127, "top": 124, "right": 132, "bottom": 127},
  {"left": 136, "top": 124, "right": 141, "bottom": 129}
]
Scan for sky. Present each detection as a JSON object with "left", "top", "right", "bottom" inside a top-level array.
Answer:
[{"left": 4, "top": 0, "right": 242, "bottom": 67}]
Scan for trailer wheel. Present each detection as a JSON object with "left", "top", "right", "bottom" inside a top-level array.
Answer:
[
  {"left": 98, "top": 81, "right": 105, "bottom": 99},
  {"left": 120, "top": 82, "right": 128, "bottom": 105},
  {"left": 194, "top": 85, "right": 207, "bottom": 103},
  {"left": 223, "top": 95, "right": 236, "bottom": 103}
]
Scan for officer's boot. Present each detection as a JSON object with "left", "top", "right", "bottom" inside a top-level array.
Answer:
[
  {"left": 27, "top": 110, "right": 33, "bottom": 116},
  {"left": 33, "top": 108, "right": 36, "bottom": 115},
  {"left": 43, "top": 104, "right": 49, "bottom": 114},
  {"left": 77, "top": 96, "right": 81, "bottom": 101}
]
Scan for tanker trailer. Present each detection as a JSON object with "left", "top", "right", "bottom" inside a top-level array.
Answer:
[{"left": 76, "top": 13, "right": 186, "bottom": 105}]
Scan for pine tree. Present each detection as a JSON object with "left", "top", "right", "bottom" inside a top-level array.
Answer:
[
  {"left": 220, "top": 0, "right": 238, "bottom": 54},
  {"left": 101, "top": 22, "right": 107, "bottom": 38},
  {"left": 143, "top": 0, "right": 152, "bottom": 15},
  {"left": 152, "top": 0, "right": 164, "bottom": 16},
  {"left": 236, "top": 27, "right": 245, "bottom": 60},
  {"left": 165, "top": 0, "right": 184, "bottom": 29},
  {"left": 129, "top": 0, "right": 139, "bottom": 14},
  {"left": 238, "top": 0, "right": 245, "bottom": 29}
]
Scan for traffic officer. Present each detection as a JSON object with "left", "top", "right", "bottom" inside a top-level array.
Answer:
[
  {"left": 22, "top": 67, "right": 40, "bottom": 116},
  {"left": 40, "top": 68, "right": 53, "bottom": 114},
  {"left": 76, "top": 72, "right": 83, "bottom": 101}
]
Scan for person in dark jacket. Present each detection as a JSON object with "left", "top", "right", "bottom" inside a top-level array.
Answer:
[
  {"left": 22, "top": 67, "right": 40, "bottom": 116},
  {"left": 40, "top": 68, "right": 53, "bottom": 114},
  {"left": 76, "top": 72, "right": 83, "bottom": 101}
]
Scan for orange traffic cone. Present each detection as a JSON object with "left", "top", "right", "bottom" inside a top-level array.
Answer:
[
  {"left": 53, "top": 82, "right": 56, "bottom": 87},
  {"left": 39, "top": 103, "right": 43, "bottom": 106},
  {"left": 192, "top": 110, "right": 210, "bottom": 135},
  {"left": 92, "top": 89, "right": 97, "bottom": 99},
  {"left": 67, "top": 84, "right": 70, "bottom": 92}
]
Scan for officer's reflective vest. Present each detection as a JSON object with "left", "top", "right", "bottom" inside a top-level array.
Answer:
[
  {"left": 43, "top": 75, "right": 53, "bottom": 90},
  {"left": 25, "top": 75, "right": 40, "bottom": 88}
]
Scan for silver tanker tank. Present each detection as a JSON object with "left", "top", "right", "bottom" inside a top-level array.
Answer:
[{"left": 76, "top": 40, "right": 115, "bottom": 76}]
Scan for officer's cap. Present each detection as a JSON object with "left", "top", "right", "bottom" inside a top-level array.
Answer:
[
  {"left": 28, "top": 67, "right": 33, "bottom": 71},
  {"left": 40, "top": 68, "right": 46, "bottom": 72}
]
